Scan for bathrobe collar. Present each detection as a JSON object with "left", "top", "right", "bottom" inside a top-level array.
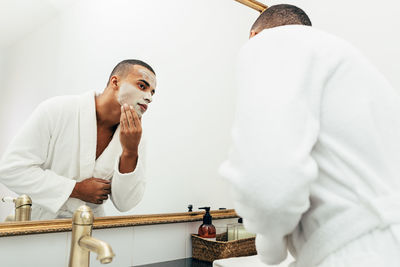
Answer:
[
  {"left": 78, "top": 91, "right": 122, "bottom": 181},
  {"left": 78, "top": 91, "right": 97, "bottom": 180}
]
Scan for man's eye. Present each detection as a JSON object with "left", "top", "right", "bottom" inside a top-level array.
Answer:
[
  {"left": 151, "top": 90, "right": 155, "bottom": 96},
  {"left": 139, "top": 84, "right": 145, "bottom": 89}
]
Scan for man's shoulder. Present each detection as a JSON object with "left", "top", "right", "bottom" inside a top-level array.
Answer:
[
  {"left": 32, "top": 92, "right": 94, "bottom": 125},
  {"left": 245, "top": 25, "right": 354, "bottom": 53},
  {"left": 41, "top": 94, "right": 78, "bottom": 107},
  {"left": 239, "top": 25, "right": 361, "bottom": 70},
  {"left": 38, "top": 91, "right": 91, "bottom": 113}
]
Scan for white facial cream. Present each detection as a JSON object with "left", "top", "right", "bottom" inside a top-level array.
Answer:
[
  {"left": 138, "top": 69, "right": 157, "bottom": 89},
  {"left": 117, "top": 82, "right": 151, "bottom": 117}
]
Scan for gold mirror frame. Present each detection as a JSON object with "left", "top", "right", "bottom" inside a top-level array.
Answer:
[{"left": 0, "top": 209, "right": 237, "bottom": 237}]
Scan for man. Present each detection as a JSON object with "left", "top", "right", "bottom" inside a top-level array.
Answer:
[
  {"left": 220, "top": 4, "right": 400, "bottom": 267},
  {"left": 0, "top": 59, "right": 156, "bottom": 220}
]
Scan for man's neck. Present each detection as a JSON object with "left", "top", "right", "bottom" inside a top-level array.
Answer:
[{"left": 95, "top": 91, "right": 120, "bottom": 130}]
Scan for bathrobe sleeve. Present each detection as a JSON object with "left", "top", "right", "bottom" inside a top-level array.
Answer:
[
  {"left": 219, "top": 33, "right": 322, "bottom": 264},
  {"left": 0, "top": 101, "right": 76, "bottom": 214},
  {"left": 110, "top": 140, "right": 146, "bottom": 212}
]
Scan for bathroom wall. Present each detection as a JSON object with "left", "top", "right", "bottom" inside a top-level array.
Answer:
[
  {"left": 0, "top": 218, "right": 237, "bottom": 267},
  {"left": 0, "top": 54, "right": 3, "bottom": 83},
  {"left": 268, "top": 0, "right": 400, "bottom": 90},
  {"left": 0, "top": 53, "right": 18, "bottom": 218}
]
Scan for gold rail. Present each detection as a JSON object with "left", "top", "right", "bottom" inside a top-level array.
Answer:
[
  {"left": 0, "top": 209, "right": 238, "bottom": 237},
  {"left": 234, "top": 0, "right": 268, "bottom": 13}
]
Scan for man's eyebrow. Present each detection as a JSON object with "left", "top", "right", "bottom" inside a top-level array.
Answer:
[{"left": 139, "top": 79, "right": 150, "bottom": 87}]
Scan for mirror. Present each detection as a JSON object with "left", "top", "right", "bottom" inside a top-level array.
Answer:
[
  {"left": 1, "top": 0, "right": 399, "bottom": 226},
  {"left": 0, "top": 0, "right": 258, "bottom": 222}
]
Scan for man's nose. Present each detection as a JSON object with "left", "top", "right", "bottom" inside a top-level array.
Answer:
[{"left": 144, "top": 92, "right": 152, "bottom": 104}]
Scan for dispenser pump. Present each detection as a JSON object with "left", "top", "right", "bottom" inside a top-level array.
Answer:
[
  {"left": 198, "top": 207, "right": 216, "bottom": 239},
  {"left": 199, "top": 207, "right": 212, "bottom": 224}
]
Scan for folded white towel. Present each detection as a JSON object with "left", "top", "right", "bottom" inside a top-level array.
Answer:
[{"left": 213, "top": 255, "right": 294, "bottom": 267}]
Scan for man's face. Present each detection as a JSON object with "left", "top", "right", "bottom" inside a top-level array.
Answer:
[{"left": 117, "top": 65, "right": 157, "bottom": 118}]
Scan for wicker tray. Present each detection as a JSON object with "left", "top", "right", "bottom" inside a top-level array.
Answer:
[{"left": 191, "top": 232, "right": 256, "bottom": 262}]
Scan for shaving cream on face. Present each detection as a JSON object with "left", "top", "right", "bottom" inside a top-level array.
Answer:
[
  {"left": 138, "top": 69, "right": 157, "bottom": 89},
  {"left": 118, "top": 82, "right": 151, "bottom": 117}
]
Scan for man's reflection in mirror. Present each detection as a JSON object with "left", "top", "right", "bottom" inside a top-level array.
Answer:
[{"left": 0, "top": 59, "right": 156, "bottom": 220}]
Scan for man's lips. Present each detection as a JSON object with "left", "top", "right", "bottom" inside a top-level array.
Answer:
[{"left": 138, "top": 103, "right": 148, "bottom": 112}]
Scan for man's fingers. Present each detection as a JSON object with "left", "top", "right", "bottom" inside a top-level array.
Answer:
[
  {"left": 120, "top": 106, "right": 127, "bottom": 132},
  {"left": 131, "top": 106, "right": 142, "bottom": 131},
  {"left": 121, "top": 104, "right": 142, "bottom": 130},
  {"left": 120, "top": 104, "right": 131, "bottom": 129},
  {"left": 102, "top": 183, "right": 111, "bottom": 191},
  {"left": 124, "top": 104, "right": 135, "bottom": 129},
  {"left": 93, "top": 178, "right": 111, "bottom": 184},
  {"left": 103, "top": 187, "right": 111, "bottom": 194}
]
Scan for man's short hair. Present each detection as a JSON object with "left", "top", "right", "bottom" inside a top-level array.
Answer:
[
  {"left": 251, "top": 4, "right": 312, "bottom": 31},
  {"left": 107, "top": 59, "right": 156, "bottom": 85}
]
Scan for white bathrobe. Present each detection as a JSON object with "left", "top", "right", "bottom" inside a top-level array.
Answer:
[
  {"left": 0, "top": 91, "right": 146, "bottom": 220},
  {"left": 220, "top": 25, "right": 400, "bottom": 267}
]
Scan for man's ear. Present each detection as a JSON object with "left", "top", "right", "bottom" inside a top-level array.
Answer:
[
  {"left": 249, "top": 30, "right": 258, "bottom": 39},
  {"left": 110, "top": 76, "right": 119, "bottom": 89}
]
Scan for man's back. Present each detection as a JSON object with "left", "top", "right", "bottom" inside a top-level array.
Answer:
[
  {"left": 221, "top": 25, "right": 400, "bottom": 266},
  {"left": 280, "top": 25, "right": 400, "bottom": 265}
]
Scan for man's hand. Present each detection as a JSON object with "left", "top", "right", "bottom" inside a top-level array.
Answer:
[
  {"left": 119, "top": 103, "right": 141, "bottom": 173},
  {"left": 70, "top": 178, "right": 111, "bottom": 204}
]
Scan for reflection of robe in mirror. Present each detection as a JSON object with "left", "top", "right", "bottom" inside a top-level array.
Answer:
[{"left": 0, "top": 91, "right": 145, "bottom": 220}]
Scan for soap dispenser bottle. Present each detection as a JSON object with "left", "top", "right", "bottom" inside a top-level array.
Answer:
[{"left": 198, "top": 207, "right": 216, "bottom": 240}]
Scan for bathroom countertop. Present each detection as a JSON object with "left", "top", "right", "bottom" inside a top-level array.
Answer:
[{"left": 134, "top": 258, "right": 212, "bottom": 267}]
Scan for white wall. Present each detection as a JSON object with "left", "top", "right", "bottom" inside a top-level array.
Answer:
[
  {"left": 0, "top": 53, "right": 3, "bottom": 84},
  {"left": 269, "top": 0, "right": 400, "bottom": 90},
  {"left": 0, "top": 218, "right": 238, "bottom": 267},
  {"left": 0, "top": 52, "right": 18, "bottom": 218},
  {"left": 0, "top": 0, "right": 399, "bottom": 219},
  {"left": 0, "top": 0, "right": 258, "bottom": 218}
]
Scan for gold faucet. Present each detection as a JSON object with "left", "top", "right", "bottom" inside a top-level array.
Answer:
[
  {"left": 234, "top": 0, "right": 268, "bottom": 13},
  {"left": 1, "top": 194, "right": 32, "bottom": 221},
  {"left": 69, "top": 205, "right": 115, "bottom": 267}
]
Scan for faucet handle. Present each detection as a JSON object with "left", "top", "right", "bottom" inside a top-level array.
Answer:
[
  {"left": 2, "top": 195, "right": 32, "bottom": 222},
  {"left": 14, "top": 195, "right": 32, "bottom": 208},
  {"left": 2, "top": 195, "right": 32, "bottom": 207},
  {"left": 1, "top": 196, "right": 15, "bottom": 203}
]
